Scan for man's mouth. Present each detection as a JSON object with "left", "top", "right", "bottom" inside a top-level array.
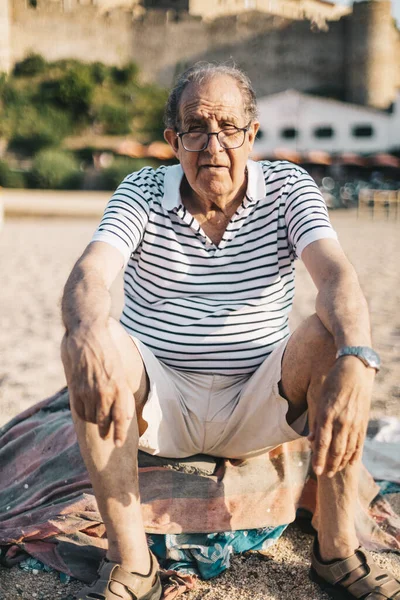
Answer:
[{"left": 200, "top": 165, "right": 227, "bottom": 169}]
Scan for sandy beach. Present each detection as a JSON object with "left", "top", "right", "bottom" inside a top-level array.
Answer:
[{"left": 0, "top": 206, "right": 399, "bottom": 599}]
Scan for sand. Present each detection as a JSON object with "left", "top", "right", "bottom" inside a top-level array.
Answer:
[{"left": 0, "top": 207, "right": 399, "bottom": 599}]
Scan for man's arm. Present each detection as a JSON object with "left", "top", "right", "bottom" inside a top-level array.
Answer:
[
  {"left": 61, "top": 241, "right": 133, "bottom": 446},
  {"left": 62, "top": 241, "right": 122, "bottom": 333},
  {"left": 301, "top": 238, "right": 375, "bottom": 477}
]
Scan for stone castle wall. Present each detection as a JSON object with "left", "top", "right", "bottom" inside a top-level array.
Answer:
[
  {"left": 0, "top": 0, "right": 11, "bottom": 74},
  {"left": 130, "top": 12, "right": 346, "bottom": 100},
  {"left": 4, "top": 0, "right": 400, "bottom": 110},
  {"left": 345, "top": 1, "right": 400, "bottom": 109},
  {"left": 10, "top": 0, "right": 135, "bottom": 67}
]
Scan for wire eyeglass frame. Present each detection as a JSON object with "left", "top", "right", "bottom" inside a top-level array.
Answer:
[{"left": 177, "top": 122, "right": 252, "bottom": 152}]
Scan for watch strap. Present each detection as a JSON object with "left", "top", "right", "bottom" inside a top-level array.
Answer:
[{"left": 335, "top": 346, "right": 380, "bottom": 371}]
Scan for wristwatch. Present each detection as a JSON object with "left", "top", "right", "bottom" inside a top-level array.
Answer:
[{"left": 336, "top": 346, "right": 381, "bottom": 372}]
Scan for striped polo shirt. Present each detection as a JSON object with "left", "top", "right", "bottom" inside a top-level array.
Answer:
[{"left": 92, "top": 159, "right": 337, "bottom": 374}]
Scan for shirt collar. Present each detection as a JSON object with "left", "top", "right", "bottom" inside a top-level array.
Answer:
[
  {"left": 246, "top": 159, "right": 266, "bottom": 202},
  {"left": 161, "top": 159, "right": 266, "bottom": 211}
]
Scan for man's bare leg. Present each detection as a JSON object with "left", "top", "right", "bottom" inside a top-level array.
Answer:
[
  {"left": 281, "top": 314, "right": 360, "bottom": 561},
  {"left": 64, "top": 318, "right": 151, "bottom": 598}
]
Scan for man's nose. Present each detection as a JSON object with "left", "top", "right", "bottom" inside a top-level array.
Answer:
[{"left": 206, "top": 133, "right": 224, "bottom": 153}]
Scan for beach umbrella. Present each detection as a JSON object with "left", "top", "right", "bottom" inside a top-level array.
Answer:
[
  {"left": 116, "top": 140, "right": 147, "bottom": 158},
  {"left": 272, "top": 148, "right": 302, "bottom": 164},
  {"left": 301, "top": 151, "right": 332, "bottom": 165},
  {"left": 336, "top": 153, "right": 368, "bottom": 167},
  {"left": 146, "top": 142, "right": 175, "bottom": 160},
  {"left": 368, "top": 154, "right": 400, "bottom": 169}
]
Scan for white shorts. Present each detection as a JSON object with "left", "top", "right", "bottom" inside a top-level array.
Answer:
[{"left": 132, "top": 336, "right": 308, "bottom": 460}]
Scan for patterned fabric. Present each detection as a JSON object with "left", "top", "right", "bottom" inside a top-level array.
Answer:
[
  {"left": 148, "top": 526, "right": 288, "bottom": 579},
  {"left": 91, "top": 160, "right": 337, "bottom": 374},
  {"left": 0, "top": 388, "right": 399, "bottom": 591}
]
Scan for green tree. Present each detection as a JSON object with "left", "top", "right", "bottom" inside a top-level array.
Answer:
[
  {"left": 8, "top": 106, "right": 71, "bottom": 155},
  {"left": 13, "top": 53, "right": 47, "bottom": 77},
  {"left": 91, "top": 62, "right": 110, "bottom": 85},
  {"left": 111, "top": 62, "right": 139, "bottom": 85},
  {"left": 132, "top": 85, "right": 169, "bottom": 141},
  {"left": 0, "top": 161, "right": 25, "bottom": 188},
  {"left": 31, "top": 149, "right": 82, "bottom": 189},
  {"left": 95, "top": 103, "right": 131, "bottom": 135},
  {"left": 40, "top": 65, "right": 94, "bottom": 117}
]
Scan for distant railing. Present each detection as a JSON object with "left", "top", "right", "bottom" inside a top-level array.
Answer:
[{"left": 358, "top": 189, "right": 400, "bottom": 219}]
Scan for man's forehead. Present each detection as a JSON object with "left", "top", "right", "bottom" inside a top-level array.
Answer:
[{"left": 179, "top": 78, "right": 246, "bottom": 124}]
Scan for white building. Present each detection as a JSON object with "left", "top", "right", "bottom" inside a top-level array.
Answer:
[{"left": 253, "top": 90, "right": 400, "bottom": 156}]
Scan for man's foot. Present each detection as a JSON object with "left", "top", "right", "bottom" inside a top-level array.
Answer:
[
  {"left": 76, "top": 550, "right": 162, "bottom": 600},
  {"left": 310, "top": 538, "right": 400, "bottom": 599}
]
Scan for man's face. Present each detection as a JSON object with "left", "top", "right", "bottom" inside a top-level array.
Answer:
[{"left": 164, "top": 75, "right": 259, "bottom": 203}]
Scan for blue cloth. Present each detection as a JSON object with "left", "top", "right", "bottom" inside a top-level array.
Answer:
[
  {"left": 148, "top": 525, "right": 288, "bottom": 579},
  {"left": 376, "top": 480, "right": 400, "bottom": 495}
]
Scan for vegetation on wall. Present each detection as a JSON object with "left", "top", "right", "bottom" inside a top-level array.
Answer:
[{"left": 0, "top": 54, "right": 170, "bottom": 189}]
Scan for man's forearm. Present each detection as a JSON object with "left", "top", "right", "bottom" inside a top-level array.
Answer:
[
  {"left": 315, "top": 267, "right": 372, "bottom": 350},
  {"left": 62, "top": 259, "right": 112, "bottom": 336}
]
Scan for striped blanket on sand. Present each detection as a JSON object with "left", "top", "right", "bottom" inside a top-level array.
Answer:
[{"left": 0, "top": 388, "right": 399, "bottom": 598}]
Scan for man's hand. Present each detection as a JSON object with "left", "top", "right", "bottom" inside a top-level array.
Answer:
[
  {"left": 308, "top": 356, "right": 375, "bottom": 478},
  {"left": 61, "top": 326, "right": 134, "bottom": 447}
]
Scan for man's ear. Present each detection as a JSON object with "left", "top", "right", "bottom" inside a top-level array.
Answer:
[
  {"left": 248, "top": 121, "right": 260, "bottom": 149},
  {"left": 164, "top": 129, "right": 180, "bottom": 157}
]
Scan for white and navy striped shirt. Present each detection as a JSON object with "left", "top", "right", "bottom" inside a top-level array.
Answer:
[{"left": 92, "top": 160, "right": 337, "bottom": 374}]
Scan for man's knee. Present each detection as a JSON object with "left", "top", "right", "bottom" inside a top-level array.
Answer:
[
  {"left": 280, "top": 314, "right": 336, "bottom": 408},
  {"left": 284, "top": 314, "right": 335, "bottom": 373},
  {"left": 303, "top": 314, "right": 336, "bottom": 363}
]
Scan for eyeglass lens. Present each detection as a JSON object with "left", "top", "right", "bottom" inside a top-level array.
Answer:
[{"left": 182, "top": 129, "right": 246, "bottom": 151}]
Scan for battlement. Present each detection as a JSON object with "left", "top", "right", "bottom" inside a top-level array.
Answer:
[
  {"left": 10, "top": 0, "right": 348, "bottom": 21},
  {"left": 11, "top": 0, "right": 142, "bottom": 15},
  {"left": 188, "top": 0, "right": 350, "bottom": 24}
]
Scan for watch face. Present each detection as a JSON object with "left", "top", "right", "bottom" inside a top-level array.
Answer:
[{"left": 361, "top": 347, "right": 381, "bottom": 370}]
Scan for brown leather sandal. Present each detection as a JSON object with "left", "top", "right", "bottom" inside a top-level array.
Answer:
[
  {"left": 76, "top": 550, "right": 162, "bottom": 600},
  {"left": 310, "top": 538, "right": 400, "bottom": 600}
]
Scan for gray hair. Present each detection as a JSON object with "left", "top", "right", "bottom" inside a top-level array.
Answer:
[{"left": 164, "top": 62, "right": 258, "bottom": 130}]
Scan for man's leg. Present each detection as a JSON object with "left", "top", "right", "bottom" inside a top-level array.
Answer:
[
  {"left": 64, "top": 318, "right": 151, "bottom": 598},
  {"left": 280, "top": 314, "right": 359, "bottom": 561}
]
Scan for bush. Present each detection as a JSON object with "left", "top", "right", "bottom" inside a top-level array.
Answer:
[
  {"left": 133, "top": 87, "right": 169, "bottom": 141},
  {"left": 30, "top": 149, "right": 82, "bottom": 189},
  {"left": 111, "top": 62, "right": 139, "bottom": 85},
  {"left": 13, "top": 53, "right": 47, "bottom": 77},
  {"left": 98, "top": 158, "right": 151, "bottom": 190},
  {"left": 57, "top": 67, "right": 94, "bottom": 114},
  {"left": 9, "top": 131, "right": 58, "bottom": 155},
  {"left": 95, "top": 103, "right": 131, "bottom": 135},
  {"left": 0, "top": 82, "right": 31, "bottom": 108},
  {"left": 8, "top": 106, "right": 70, "bottom": 155},
  {"left": 40, "top": 66, "right": 94, "bottom": 116},
  {"left": 48, "top": 58, "right": 89, "bottom": 72},
  {"left": 0, "top": 161, "right": 25, "bottom": 188},
  {"left": 91, "top": 62, "right": 109, "bottom": 85}
]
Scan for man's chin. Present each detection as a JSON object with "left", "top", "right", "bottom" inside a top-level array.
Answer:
[
  {"left": 198, "top": 166, "right": 229, "bottom": 178},
  {"left": 198, "top": 168, "right": 230, "bottom": 185}
]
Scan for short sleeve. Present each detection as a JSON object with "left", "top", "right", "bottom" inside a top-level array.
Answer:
[
  {"left": 91, "top": 168, "right": 152, "bottom": 267},
  {"left": 284, "top": 168, "right": 337, "bottom": 259}
]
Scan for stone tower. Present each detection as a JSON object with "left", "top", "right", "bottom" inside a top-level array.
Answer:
[
  {"left": 346, "top": 0, "right": 399, "bottom": 109},
  {"left": 0, "top": 0, "right": 11, "bottom": 74}
]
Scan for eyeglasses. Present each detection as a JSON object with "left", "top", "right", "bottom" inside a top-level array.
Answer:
[{"left": 177, "top": 123, "right": 251, "bottom": 152}]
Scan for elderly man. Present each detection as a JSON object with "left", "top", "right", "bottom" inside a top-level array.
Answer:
[{"left": 61, "top": 63, "right": 398, "bottom": 600}]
